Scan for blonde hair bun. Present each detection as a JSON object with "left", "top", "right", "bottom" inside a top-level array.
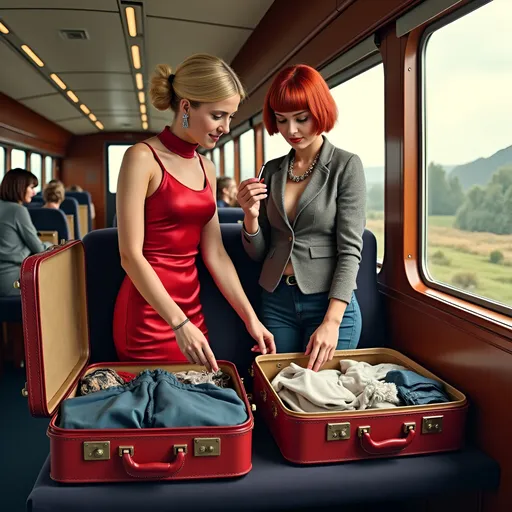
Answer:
[
  {"left": 149, "top": 63, "right": 173, "bottom": 111},
  {"left": 149, "top": 54, "right": 246, "bottom": 113}
]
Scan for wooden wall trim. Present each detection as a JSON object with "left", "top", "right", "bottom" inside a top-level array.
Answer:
[
  {"left": 232, "top": 0, "right": 423, "bottom": 126},
  {"left": 0, "top": 93, "right": 71, "bottom": 156},
  {"left": 62, "top": 132, "right": 149, "bottom": 229}
]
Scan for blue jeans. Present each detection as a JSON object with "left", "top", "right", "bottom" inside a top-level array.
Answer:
[{"left": 261, "top": 279, "right": 362, "bottom": 353}]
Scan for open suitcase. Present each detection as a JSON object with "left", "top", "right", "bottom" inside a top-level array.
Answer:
[
  {"left": 252, "top": 350, "right": 468, "bottom": 464},
  {"left": 20, "top": 241, "right": 254, "bottom": 483}
]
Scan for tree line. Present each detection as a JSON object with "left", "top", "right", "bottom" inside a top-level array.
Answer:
[{"left": 366, "top": 163, "right": 512, "bottom": 235}]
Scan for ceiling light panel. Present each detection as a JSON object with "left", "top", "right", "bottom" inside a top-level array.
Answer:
[
  {"left": 120, "top": 1, "right": 149, "bottom": 132},
  {"left": 0, "top": 16, "right": 105, "bottom": 131}
]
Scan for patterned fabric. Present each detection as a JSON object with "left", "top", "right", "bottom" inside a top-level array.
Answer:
[
  {"left": 78, "top": 368, "right": 230, "bottom": 396},
  {"left": 174, "top": 370, "right": 231, "bottom": 388}
]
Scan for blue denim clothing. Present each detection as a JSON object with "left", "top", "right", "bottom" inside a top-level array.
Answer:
[
  {"left": 59, "top": 369, "right": 248, "bottom": 429},
  {"left": 384, "top": 370, "right": 451, "bottom": 406},
  {"left": 261, "top": 280, "right": 362, "bottom": 353}
]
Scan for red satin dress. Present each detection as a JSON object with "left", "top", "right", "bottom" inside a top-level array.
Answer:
[{"left": 113, "top": 127, "right": 216, "bottom": 361}]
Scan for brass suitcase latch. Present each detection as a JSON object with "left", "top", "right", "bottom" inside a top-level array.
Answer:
[
  {"left": 422, "top": 416, "right": 443, "bottom": 434},
  {"left": 83, "top": 441, "right": 111, "bottom": 461},
  {"left": 194, "top": 438, "right": 220, "bottom": 457},
  {"left": 327, "top": 423, "right": 351, "bottom": 441}
]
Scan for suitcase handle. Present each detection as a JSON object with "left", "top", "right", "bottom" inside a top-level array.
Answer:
[
  {"left": 358, "top": 425, "right": 416, "bottom": 454},
  {"left": 120, "top": 446, "right": 186, "bottom": 479}
]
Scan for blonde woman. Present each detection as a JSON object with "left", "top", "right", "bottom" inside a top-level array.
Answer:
[
  {"left": 113, "top": 54, "right": 275, "bottom": 370},
  {"left": 43, "top": 182, "right": 65, "bottom": 209}
]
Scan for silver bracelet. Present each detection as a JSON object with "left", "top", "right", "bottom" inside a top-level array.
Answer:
[{"left": 172, "top": 317, "right": 190, "bottom": 332}]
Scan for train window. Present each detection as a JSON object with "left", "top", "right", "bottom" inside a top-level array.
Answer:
[
  {"left": 107, "top": 144, "right": 132, "bottom": 193},
  {"left": 212, "top": 148, "right": 220, "bottom": 176},
  {"left": 422, "top": 0, "right": 512, "bottom": 311},
  {"left": 11, "top": 148, "right": 26, "bottom": 169},
  {"left": 0, "top": 147, "right": 5, "bottom": 179},
  {"left": 240, "top": 130, "right": 255, "bottom": 181},
  {"left": 30, "top": 153, "right": 42, "bottom": 193},
  {"left": 330, "top": 63, "right": 385, "bottom": 262},
  {"left": 223, "top": 140, "right": 235, "bottom": 178},
  {"left": 264, "top": 129, "right": 291, "bottom": 162},
  {"left": 44, "top": 156, "right": 53, "bottom": 183}
]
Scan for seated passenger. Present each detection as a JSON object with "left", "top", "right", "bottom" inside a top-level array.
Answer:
[
  {"left": 0, "top": 168, "right": 51, "bottom": 297},
  {"left": 43, "top": 182, "right": 65, "bottom": 209},
  {"left": 238, "top": 64, "right": 366, "bottom": 371},
  {"left": 216, "top": 176, "right": 238, "bottom": 207},
  {"left": 113, "top": 54, "right": 275, "bottom": 370}
]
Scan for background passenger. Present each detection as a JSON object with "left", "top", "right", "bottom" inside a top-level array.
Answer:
[
  {"left": 216, "top": 176, "right": 238, "bottom": 207},
  {"left": 113, "top": 54, "right": 275, "bottom": 371},
  {"left": 43, "top": 182, "right": 65, "bottom": 209},
  {"left": 238, "top": 64, "right": 366, "bottom": 371},
  {"left": 0, "top": 168, "right": 51, "bottom": 297}
]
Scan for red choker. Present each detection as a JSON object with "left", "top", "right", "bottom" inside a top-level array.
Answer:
[{"left": 157, "top": 126, "right": 198, "bottom": 159}]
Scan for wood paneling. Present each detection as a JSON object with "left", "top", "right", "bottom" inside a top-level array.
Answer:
[
  {"left": 379, "top": 6, "right": 509, "bottom": 510},
  {"left": 232, "top": 0, "right": 423, "bottom": 126},
  {"left": 62, "top": 132, "right": 150, "bottom": 229},
  {"left": 0, "top": 93, "right": 71, "bottom": 156}
]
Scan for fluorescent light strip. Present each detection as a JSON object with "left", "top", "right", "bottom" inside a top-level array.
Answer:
[
  {"left": 50, "top": 73, "right": 67, "bottom": 90},
  {"left": 140, "top": 104, "right": 147, "bottom": 114},
  {"left": 136, "top": 73, "right": 143, "bottom": 90},
  {"left": 142, "top": 122, "right": 148, "bottom": 130},
  {"left": 0, "top": 22, "right": 9, "bottom": 34},
  {"left": 80, "top": 104, "right": 90, "bottom": 115},
  {"left": 141, "top": 114, "right": 148, "bottom": 122},
  {"left": 96, "top": 121, "right": 104, "bottom": 130},
  {"left": 126, "top": 7, "right": 137, "bottom": 37},
  {"left": 89, "top": 113, "right": 97, "bottom": 122},
  {"left": 21, "top": 44, "right": 44, "bottom": 67},
  {"left": 67, "top": 90, "right": 79, "bottom": 103},
  {"left": 131, "top": 45, "right": 141, "bottom": 69},
  {"left": 138, "top": 91, "right": 145, "bottom": 103}
]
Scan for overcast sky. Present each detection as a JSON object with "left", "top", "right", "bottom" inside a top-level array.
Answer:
[{"left": 265, "top": 0, "right": 511, "bottom": 169}]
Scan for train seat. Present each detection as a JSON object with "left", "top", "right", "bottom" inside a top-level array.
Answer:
[
  {"left": 60, "top": 198, "right": 81, "bottom": 239},
  {"left": 83, "top": 224, "right": 385, "bottom": 370},
  {"left": 28, "top": 207, "right": 70, "bottom": 242},
  {"left": 218, "top": 207, "right": 244, "bottom": 223}
]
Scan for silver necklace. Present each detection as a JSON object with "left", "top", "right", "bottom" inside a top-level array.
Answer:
[{"left": 287, "top": 152, "right": 320, "bottom": 182}]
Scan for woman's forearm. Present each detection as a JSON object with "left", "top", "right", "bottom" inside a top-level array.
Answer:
[
  {"left": 243, "top": 215, "right": 259, "bottom": 235},
  {"left": 121, "top": 254, "right": 187, "bottom": 327},
  {"left": 323, "top": 298, "right": 348, "bottom": 325}
]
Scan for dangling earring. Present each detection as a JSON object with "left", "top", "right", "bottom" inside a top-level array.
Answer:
[{"left": 182, "top": 112, "right": 189, "bottom": 129}]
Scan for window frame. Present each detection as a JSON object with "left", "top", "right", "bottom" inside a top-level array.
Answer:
[
  {"left": 418, "top": 0, "right": 511, "bottom": 317},
  {"left": 325, "top": 56, "right": 386, "bottom": 266}
]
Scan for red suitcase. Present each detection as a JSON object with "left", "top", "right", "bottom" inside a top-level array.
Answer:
[
  {"left": 20, "top": 240, "right": 254, "bottom": 483},
  {"left": 252, "top": 350, "right": 467, "bottom": 464}
]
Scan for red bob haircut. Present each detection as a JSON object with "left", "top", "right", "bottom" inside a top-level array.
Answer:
[{"left": 263, "top": 64, "right": 337, "bottom": 135}]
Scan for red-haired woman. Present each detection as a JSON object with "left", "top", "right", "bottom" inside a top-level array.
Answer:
[{"left": 238, "top": 64, "right": 366, "bottom": 372}]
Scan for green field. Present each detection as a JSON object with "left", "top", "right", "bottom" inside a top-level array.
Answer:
[{"left": 366, "top": 212, "right": 512, "bottom": 307}]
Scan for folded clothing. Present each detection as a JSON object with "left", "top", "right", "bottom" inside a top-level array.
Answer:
[
  {"left": 384, "top": 370, "right": 451, "bottom": 405},
  {"left": 271, "top": 361, "right": 405, "bottom": 413},
  {"left": 60, "top": 369, "right": 248, "bottom": 429}
]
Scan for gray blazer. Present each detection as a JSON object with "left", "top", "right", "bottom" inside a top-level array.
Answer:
[{"left": 241, "top": 136, "right": 366, "bottom": 304}]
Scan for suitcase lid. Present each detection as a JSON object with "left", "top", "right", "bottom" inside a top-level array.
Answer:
[{"left": 21, "top": 241, "right": 90, "bottom": 417}]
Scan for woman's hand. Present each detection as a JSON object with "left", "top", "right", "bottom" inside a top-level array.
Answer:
[
  {"left": 174, "top": 321, "right": 218, "bottom": 372},
  {"left": 245, "top": 316, "right": 276, "bottom": 355},
  {"left": 237, "top": 178, "right": 267, "bottom": 219},
  {"left": 304, "top": 320, "right": 340, "bottom": 372}
]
